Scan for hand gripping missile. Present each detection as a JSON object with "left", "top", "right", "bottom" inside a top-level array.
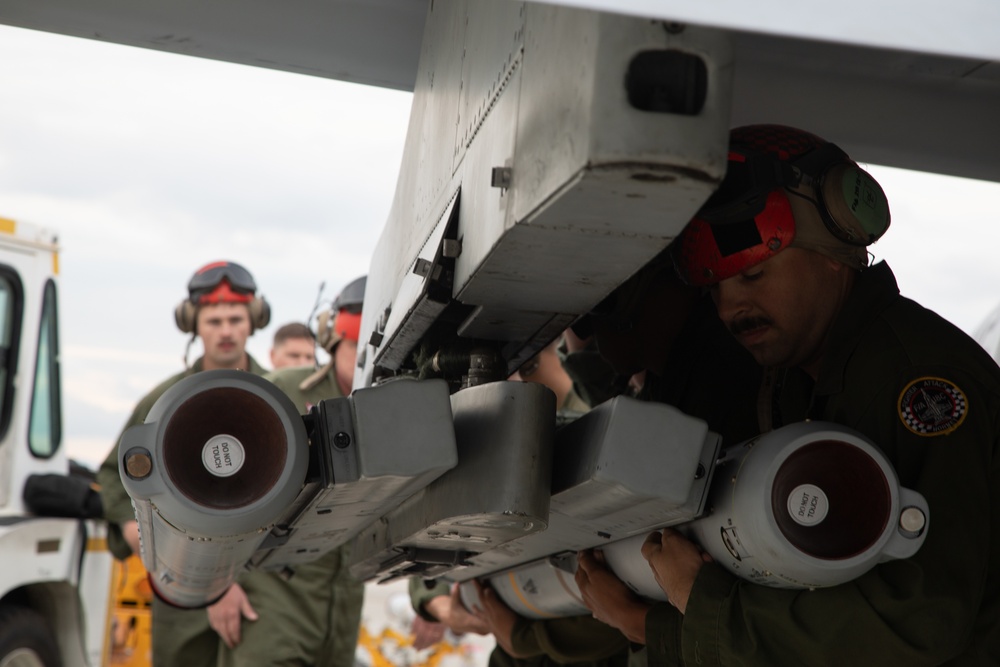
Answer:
[{"left": 119, "top": 370, "right": 309, "bottom": 608}]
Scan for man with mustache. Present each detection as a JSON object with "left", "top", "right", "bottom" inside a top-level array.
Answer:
[
  {"left": 577, "top": 125, "right": 999, "bottom": 665},
  {"left": 98, "top": 260, "right": 271, "bottom": 666}
]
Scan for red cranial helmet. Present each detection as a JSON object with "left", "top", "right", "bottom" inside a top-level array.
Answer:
[{"left": 674, "top": 125, "right": 890, "bottom": 286}]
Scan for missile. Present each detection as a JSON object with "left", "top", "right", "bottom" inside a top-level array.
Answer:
[
  {"left": 119, "top": 371, "right": 459, "bottom": 608},
  {"left": 119, "top": 370, "right": 310, "bottom": 608},
  {"left": 117, "top": 368, "right": 929, "bottom": 616},
  {"left": 458, "top": 419, "right": 929, "bottom": 618},
  {"left": 682, "top": 421, "right": 930, "bottom": 587}
]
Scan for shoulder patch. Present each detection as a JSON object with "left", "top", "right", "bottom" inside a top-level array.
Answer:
[{"left": 898, "top": 377, "right": 968, "bottom": 436}]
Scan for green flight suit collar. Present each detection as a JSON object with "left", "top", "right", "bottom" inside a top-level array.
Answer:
[
  {"left": 189, "top": 354, "right": 268, "bottom": 377},
  {"left": 188, "top": 356, "right": 205, "bottom": 374},
  {"left": 812, "top": 261, "right": 900, "bottom": 399}
]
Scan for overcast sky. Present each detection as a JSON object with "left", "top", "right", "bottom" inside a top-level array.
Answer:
[
  {"left": 3, "top": 23, "right": 1000, "bottom": 469},
  {"left": 0, "top": 25, "right": 411, "bottom": 468}
]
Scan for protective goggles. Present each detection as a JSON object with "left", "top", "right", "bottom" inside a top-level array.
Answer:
[
  {"left": 674, "top": 151, "right": 799, "bottom": 286},
  {"left": 188, "top": 261, "right": 257, "bottom": 303}
]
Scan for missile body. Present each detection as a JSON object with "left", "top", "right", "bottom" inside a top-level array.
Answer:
[{"left": 120, "top": 370, "right": 309, "bottom": 608}]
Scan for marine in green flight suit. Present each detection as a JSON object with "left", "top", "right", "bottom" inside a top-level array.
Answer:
[
  {"left": 636, "top": 125, "right": 999, "bottom": 665},
  {"left": 644, "top": 261, "right": 1000, "bottom": 666},
  {"left": 97, "top": 260, "right": 273, "bottom": 667}
]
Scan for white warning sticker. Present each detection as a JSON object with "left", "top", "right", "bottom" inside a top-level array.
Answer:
[
  {"left": 201, "top": 434, "right": 245, "bottom": 477},
  {"left": 787, "top": 483, "right": 829, "bottom": 526}
]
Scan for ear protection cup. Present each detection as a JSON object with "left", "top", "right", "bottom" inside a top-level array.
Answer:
[
  {"left": 785, "top": 142, "right": 890, "bottom": 247},
  {"left": 815, "top": 161, "right": 891, "bottom": 246},
  {"left": 248, "top": 296, "right": 271, "bottom": 331},
  {"left": 175, "top": 299, "right": 197, "bottom": 334},
  {"left": 315, "top": 309, "right": 335, "bottom": 350},
  {"left": 174, "top": 296, "right": 270, "bottom": 334}
]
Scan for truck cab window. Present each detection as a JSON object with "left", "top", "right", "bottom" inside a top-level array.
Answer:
[
  {"left": 29, "top": 279, "right": 61, "bottom": 457},
  {"left": 0, "top": 270, "right": 22, "bottom": 441}
]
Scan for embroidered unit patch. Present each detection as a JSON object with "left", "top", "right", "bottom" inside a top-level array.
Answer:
[{"left": 898, "top": 377, "right": 968, "bottom": 436}]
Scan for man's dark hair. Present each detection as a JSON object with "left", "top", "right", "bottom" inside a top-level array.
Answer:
[{"left": 272, "top": 322, "right": 315, "bottom": 346}]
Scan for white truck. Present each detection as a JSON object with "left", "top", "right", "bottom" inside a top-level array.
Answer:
[{"left": 0, "top": 218, "right": 113, "bottom": 667}]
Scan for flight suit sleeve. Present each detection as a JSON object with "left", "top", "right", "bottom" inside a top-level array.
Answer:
[
  {"left": 650, "top": 366, "right": 994, "bottom": 666},
  {"left": 509, "top": 616, "right": 629, "bottom": 663},
  {"left": 97, "top": 428, "right": 138, "bottom": 559},
  {"left": 409, "top": 577, "right": 452, "bottom": 621},
  {"left": 96, "top": 433, "right": 133, "bottom": 527},
  {"left": 643, "top": 603, "right": 683, "bottom": 667}
]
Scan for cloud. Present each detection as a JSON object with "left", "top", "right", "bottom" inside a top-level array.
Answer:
[{"left": 0, "top": 24, "right": 413, "bottom": 465}]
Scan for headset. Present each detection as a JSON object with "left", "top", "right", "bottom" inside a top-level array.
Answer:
[
  {"left": 784, "top": 142, "right": 891, "bottom": 246},
  {"left": 675, "top": 134, "right": 891, "bottom": 286},
  {"left": 174, "top": 297, "right": 270, "bottom": 334},
  {"left": 174, "top": 261, "right": 271, "bottom": 334},
  {"left": 314, "top": 309, "right": 338, "bottom": 350},
  {"left": 700, "top": 142, "right": 891, "bottom": 246}
]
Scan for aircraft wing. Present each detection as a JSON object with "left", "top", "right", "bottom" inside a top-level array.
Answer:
[
  {"left": 1, "top": 0, "right": 998, "bottom": 181},
  {"left": 0, "top": 0, "right": 428, "bottom": 92}
]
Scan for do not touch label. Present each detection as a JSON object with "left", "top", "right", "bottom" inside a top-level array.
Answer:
[
  {"left": 787, "top": 483, "right": 829, "bottom": 526},
  {"left": 201, "top": 434, "right": 245, "bottom": 477}
]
